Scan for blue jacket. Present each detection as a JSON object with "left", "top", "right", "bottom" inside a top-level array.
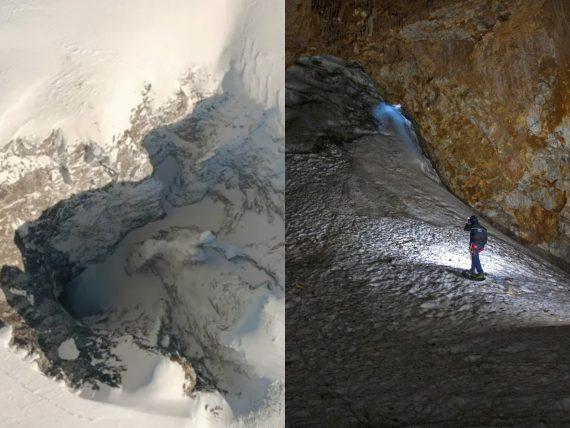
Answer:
[{"left": 464, "top": 221, "right": 487, "bottom": 249}]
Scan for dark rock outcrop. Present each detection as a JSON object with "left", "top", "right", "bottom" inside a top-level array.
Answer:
[{"left": 286, "top": 55, "right": 382, "bottom": 152}]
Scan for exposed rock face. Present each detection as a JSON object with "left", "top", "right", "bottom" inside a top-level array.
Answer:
[
  {"left": 0, "top": 79, "right": 203, "bottom": 270},
  {"left": 286, "top": 0, "right": 569, "bottom": 268},
  {"left": 0, "top": 178, "right": 165, "bottom": 388},
  {"left": 0, "top": 79, "right": 205, "bottom": 388}
]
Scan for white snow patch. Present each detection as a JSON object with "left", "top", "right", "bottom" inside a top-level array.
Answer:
[
  {"left": 0, "top": 0, "right": 236, "bottom": 148},
  {"left": 58, "top": 338, "right": 80, "bottom": 361},
  {"left": 0, "top": 326, "right": 194, "bottom": 427}
]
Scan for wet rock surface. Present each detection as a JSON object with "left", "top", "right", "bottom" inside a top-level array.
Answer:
[
  {"left": 286, "top": 0, "right": 570, "bottom": 269},
  {"left": 286, "top": 56, "right": 570, "bottom": 426}
]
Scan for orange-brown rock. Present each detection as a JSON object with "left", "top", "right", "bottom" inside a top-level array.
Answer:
[{"left": 287, "top": 0, "right": 569, "bottom": 268}]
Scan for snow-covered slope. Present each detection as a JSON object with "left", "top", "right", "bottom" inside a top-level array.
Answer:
[
  {"left": 286, "top": 56, "right": 570, "bottom": 426},
  {"left": 0, "top": 0, "right": 232, "bottom": 147},
  {"left": 0, "top": 1, "right": 283, "bottom": 427}
]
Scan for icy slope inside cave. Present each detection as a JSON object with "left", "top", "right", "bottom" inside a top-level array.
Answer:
[
  {"left": 286, "top": 100, "right": 570, "bottom": 424},
  {"left": 0, "top": 0, "right": 283, "bottom": 427},
  {"left": 289, "top": 103, "right": 570, "bottom": 336}
]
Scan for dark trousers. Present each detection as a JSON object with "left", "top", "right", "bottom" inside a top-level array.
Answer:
[{"left": 471, "top": 250, "right": 483, "bottom": 274}]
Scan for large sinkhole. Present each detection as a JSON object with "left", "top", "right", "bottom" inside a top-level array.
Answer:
[
  {"left": 62, "top": 265, "right": 112, "bottom": 317},
  {"left": 1, "top": 87, "right": 285, "bottom": 413},
  {"left": 61, "top": 257, "right": 164, "bottom": 318}
]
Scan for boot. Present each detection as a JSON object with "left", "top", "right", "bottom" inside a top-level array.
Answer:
[
  {"left": 473, "top": 272, "right": 485, "bottom": 281},
  {"left": 462, "top": 270, "right": 485, "bottom": 281}
]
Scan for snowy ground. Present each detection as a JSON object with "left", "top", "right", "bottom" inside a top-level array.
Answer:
[
  {"left": 0, "top": 326, "right": 282, "bottom": 427},
  {"left": 0, "top": 326, "right": 195, "bottom": 428},
  {"left": 0, "top": 1, "right": 283, "bottom": 427},
  {"left": 286, "top": 104, "right": 570, "bottom": 425}
]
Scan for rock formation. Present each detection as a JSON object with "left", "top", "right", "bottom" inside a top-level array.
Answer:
[
  {"left": 286, "top": 0, "right": 569, "bottom": 268},
  {"left": 286, "top": 56, "right": 382, "bottom": 152}
]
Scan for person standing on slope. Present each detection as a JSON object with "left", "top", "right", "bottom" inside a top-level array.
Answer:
[{"left": 463, "top": 215, "right": 487, "bottom": 281}]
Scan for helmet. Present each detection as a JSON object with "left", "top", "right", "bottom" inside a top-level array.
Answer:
[{"left": 468, "top": 215, "right": 478, "bottom": 224}]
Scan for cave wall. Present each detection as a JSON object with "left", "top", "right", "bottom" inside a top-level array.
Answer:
[{"left": 286, "top": 0, "right": 569, "bottom": 268}]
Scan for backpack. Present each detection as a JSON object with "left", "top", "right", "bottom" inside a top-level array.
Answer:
[{"left": 472, "top": 225, "right": 488, "bottom": 248}]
